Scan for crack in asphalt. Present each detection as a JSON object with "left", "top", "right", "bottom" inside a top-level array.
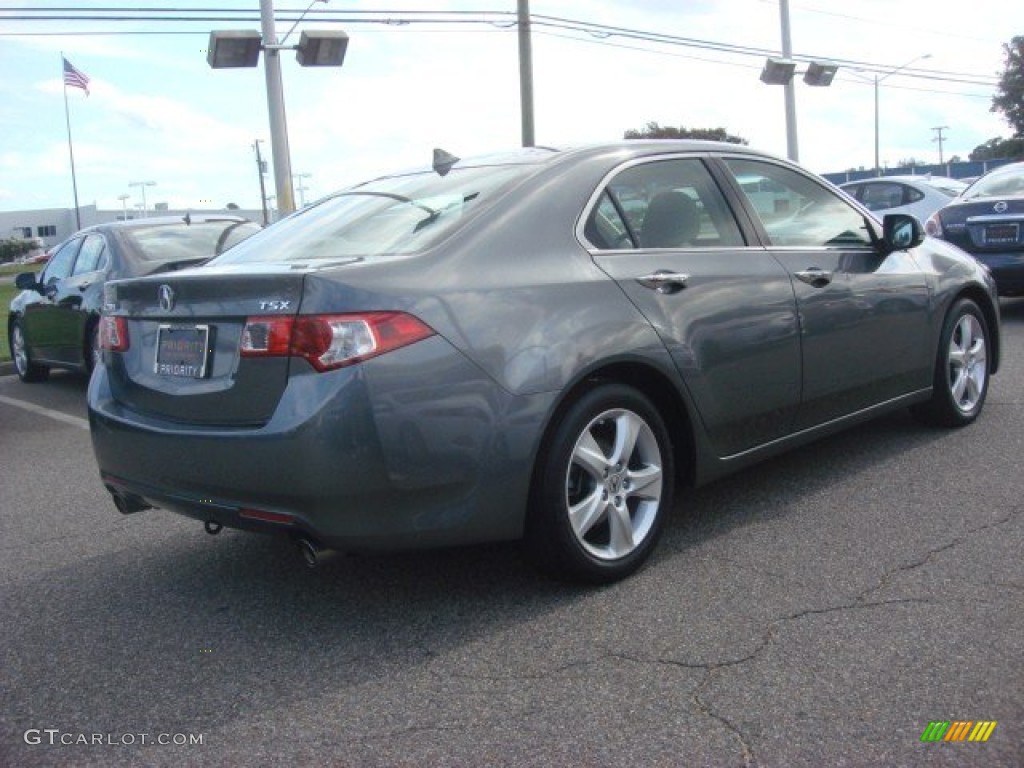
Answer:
[
  {"left": 361, "top": 508, "right": 1023, "bottom": 766},
  {"left": 607, "top": 506, "right": 1022, "bottom": 766},
  {"left": 861, "top": 505, "right": 1022, "bottom": 601}
]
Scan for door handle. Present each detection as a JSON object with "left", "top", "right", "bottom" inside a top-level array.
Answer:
[
  {"left": 794, "top": 268, "right": 833, "bottom": 288},
  {"left": 636, "top": 270, "right": 690, "bottom": 294}
]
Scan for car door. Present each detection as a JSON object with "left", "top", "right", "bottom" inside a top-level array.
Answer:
[
  {"left": 61, "top": 234, "right": 110, "bottom": 363},
  {"left": 719, "top": 157, "right": 932, "bottom": 430},
  {"left": 20, "top": 236, "right": 84, "bottom": 364},
  {"left": 583, "top": 156, "right": 802, "bottom": 458}
]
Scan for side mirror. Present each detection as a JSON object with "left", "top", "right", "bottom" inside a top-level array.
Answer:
[
  {"left": 15, "top": 272, "right": 42, "bottom": 292},
  {"left": 882, "top": 213, "right": 924, "bottom": 252}
]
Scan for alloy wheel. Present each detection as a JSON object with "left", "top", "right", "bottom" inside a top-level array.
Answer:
[
  {"left": 947, "top": 313, "right": 987, "bottom": 414},
  {"left": 565, "top": 408, "right": 664, "bottom": 561}
]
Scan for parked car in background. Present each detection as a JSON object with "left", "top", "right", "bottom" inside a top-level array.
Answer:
[
  {"left": 840, "top": 175, "right": 967, "bottom": 222},
  {"left": 8, "top": 215, "right": 260, "bottom": 382},
  {"left": 88, "top": 142, "right": 1000, "bottom": 583},
  {"left": 925, "top": 161, "right": 1024, "bottom": 296}
]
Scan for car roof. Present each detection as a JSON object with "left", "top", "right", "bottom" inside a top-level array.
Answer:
[
  {"left": 842, "top": 175, "right": 964, "bottom": 186},
  {"left": 366, "top": 140, "right": 776, "bottom": 182},
  {"left": 77, "top": 214, "right": 254, "bottom": 237}
]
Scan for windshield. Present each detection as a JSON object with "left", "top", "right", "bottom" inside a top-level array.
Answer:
[
  {"left": 211, "top": 165, "right": 531, "bottom": 265},
  {"left": 121, "top": 220, "right": 261, "bottom": 262},
  {"left": 962, "top": 166, "right": 1024, "bottom": 199}
]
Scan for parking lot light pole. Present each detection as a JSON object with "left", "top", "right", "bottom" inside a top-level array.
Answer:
[
  {"left": 208, "top": 0, "right": 346, "bottom": 220},
  {"left": 874, "top": 53, "right": 931, "bottom": 174},
  {"left": 294, "top": 172, "right": 311, "bottom": 207},
  {"left": 259, "top": 0, "right": 295, "bottom": 215},
  {"left": 128, "top": 181, "right": 156, "bottom": 218},
  {"left": 778, "top": 0, "right": 799, "bottom": 161}
]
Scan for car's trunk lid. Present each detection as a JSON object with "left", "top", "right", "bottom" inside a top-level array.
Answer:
[
  {"left": 940, "top": 198, "right": 1024, "bottom": 252},
  {"left": 104, "top": 269, "right": 306, "bottom": 426}
]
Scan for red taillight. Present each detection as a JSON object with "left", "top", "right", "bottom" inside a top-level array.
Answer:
[
  {"left": 239, "top": 508, "right": 295, "bottom": 525},
  {"left": 99, "top": 316, "right": 129, "bottom": 352},
  {"left": 240, "top": 312, "right": 435, "bottom": 372}
]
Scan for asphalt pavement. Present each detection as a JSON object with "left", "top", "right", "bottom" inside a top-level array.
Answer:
[{"left": 1, "top": 299, "right": 1022, "bottom": 767}]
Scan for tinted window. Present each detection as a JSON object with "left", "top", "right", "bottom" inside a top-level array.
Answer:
[
  {"left": 585, "top": 158, "right": 744, "bottom": 250},
  {"left": 212, "top": 165, "right": 531, "bottom": 264},
  {"left": 72, "top": 235, "right": 108, "bottom": 275},
  {"left": 41, "top": 238, "right": 82, "bottom": 283},
  {"left": 905, "top": 185, "right": 924, "bottom": 203},
  {"left": 121, "top": 220, "right": 261, "bottom": 263},
  {"left": 725, "top": 159, "right": 873, "bottom": 248},
  {"left": 858, "top": 182, "right": 905, "bottom": 211}
]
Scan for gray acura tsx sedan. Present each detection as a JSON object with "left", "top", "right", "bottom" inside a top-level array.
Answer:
[{"left": 88, "top": 141, "right": 1000, "bottom": 583}]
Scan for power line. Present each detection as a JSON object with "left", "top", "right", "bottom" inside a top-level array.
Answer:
[{"left": 0, "top": 6, "right": 1001, "bottom": 88}]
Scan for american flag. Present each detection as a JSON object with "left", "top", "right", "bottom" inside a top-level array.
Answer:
[{"left": 62, "top": 57, "right": 90, "bottom": 95}]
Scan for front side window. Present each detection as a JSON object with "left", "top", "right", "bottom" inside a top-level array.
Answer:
[
  {"left": 41, "top": 238, "right": 82, "bottom": 283},
  {"left": 584, "top": 158, "right": 745, "bottom": 250},
  {"left": 725, "top": 158, "right": 873, "bottom": 248}
]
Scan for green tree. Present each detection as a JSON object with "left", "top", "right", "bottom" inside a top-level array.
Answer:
[
  {"left": 624, "top": 121, "right": 748, "bottom": 144},
  {"left": 992, "top": 36, "right": 1024, "bottom": 136},
  {"left": 969, "top": 136, "right": 1024, "bottom": 161}
]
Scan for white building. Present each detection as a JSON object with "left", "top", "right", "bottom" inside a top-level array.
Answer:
[{"left": 1, "top": 204, "right": 265, "bottom": 249}]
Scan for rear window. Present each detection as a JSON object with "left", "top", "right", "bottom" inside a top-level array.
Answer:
[
  {"left": 122, "top": 220, "right": 262, "bottom": 262},
  {"left": 211, "top": 165, "right": 530, "bottom": 264},
  {"left": 962, "top": 166, "right": 1024, "bottom": 199}
]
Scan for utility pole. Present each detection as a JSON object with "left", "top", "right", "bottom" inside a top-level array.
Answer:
[
  {"left": 253, "top": 139, "right": 269, "bottom": 225},
  {"left": 931, "top": 126, "right": 950, "bottom": 164},
  {"left": 778, "top": 0, "right": 799, "bottom": 161},
  {"left": 517, "top": 0, "right": 535, "bottom": 147}
]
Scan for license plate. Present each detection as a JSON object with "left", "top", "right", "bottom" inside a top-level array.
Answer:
[
  {"left": 985, "top": 223, "right": 1019, "bottom": 244},
  {"left": 155, "top": 324, "right": 210, "bottom": 378}
]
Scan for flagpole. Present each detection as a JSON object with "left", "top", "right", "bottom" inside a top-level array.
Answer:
[{"left": 62, "top": 52, "right": 82, "bottom": 230}]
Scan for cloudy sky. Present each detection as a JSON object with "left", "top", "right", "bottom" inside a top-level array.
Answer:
[{"left": 0, "top": 0, "right": 1019, "bottom": 214}]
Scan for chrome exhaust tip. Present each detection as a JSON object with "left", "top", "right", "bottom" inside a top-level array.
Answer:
[
  {"left": 296, "top": 537, "right": 337, "bottom": 568},
  {"left": 109, "top": 488, "right": 151, "bottom": 515}
]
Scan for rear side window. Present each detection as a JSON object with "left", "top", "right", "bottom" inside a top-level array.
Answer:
[
  {"left": 725, "top": 158, "right": 873, "bottom": 248},
  {"left": 212, "top": 165, "right": 531, "bottom": 264},
  {"left": 584, "top": 158, "right": 745, "bottom": 250},
  {"left": 858, "top": 182, "right": 906, "bottom": 211},
  {"left": 72, "top": 235, "right": 108, "bottom": 275}
]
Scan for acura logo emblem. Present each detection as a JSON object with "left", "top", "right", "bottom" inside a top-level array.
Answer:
[
  {"left": 994, "top": 201, "right": 1008, "bottom": 213},
  {"left": 158, "top": 284, "right": 175, "bottom": 312}
]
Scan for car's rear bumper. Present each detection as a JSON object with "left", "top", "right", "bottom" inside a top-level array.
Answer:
[{"left": 88, "top": 338, "right": 550, "bottom": 551}]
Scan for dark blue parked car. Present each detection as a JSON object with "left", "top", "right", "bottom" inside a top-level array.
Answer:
[{"left": 926, "top": 161, "right": 1024, "bottom": 296}]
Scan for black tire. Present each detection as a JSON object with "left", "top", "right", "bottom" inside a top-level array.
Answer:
[
  {"left": 911, "top": 298, "right": 990, "bottom": 427},
  {"left": 9, "top": 318, "right": 49, "bottom": 383},
  {"left": 526, "top": 383, "right": 674, "bottom": 583}
]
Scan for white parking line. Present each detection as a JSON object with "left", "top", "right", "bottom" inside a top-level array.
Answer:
[{"left": 0, "top": 394, "right": 90, "bottom": 431}]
